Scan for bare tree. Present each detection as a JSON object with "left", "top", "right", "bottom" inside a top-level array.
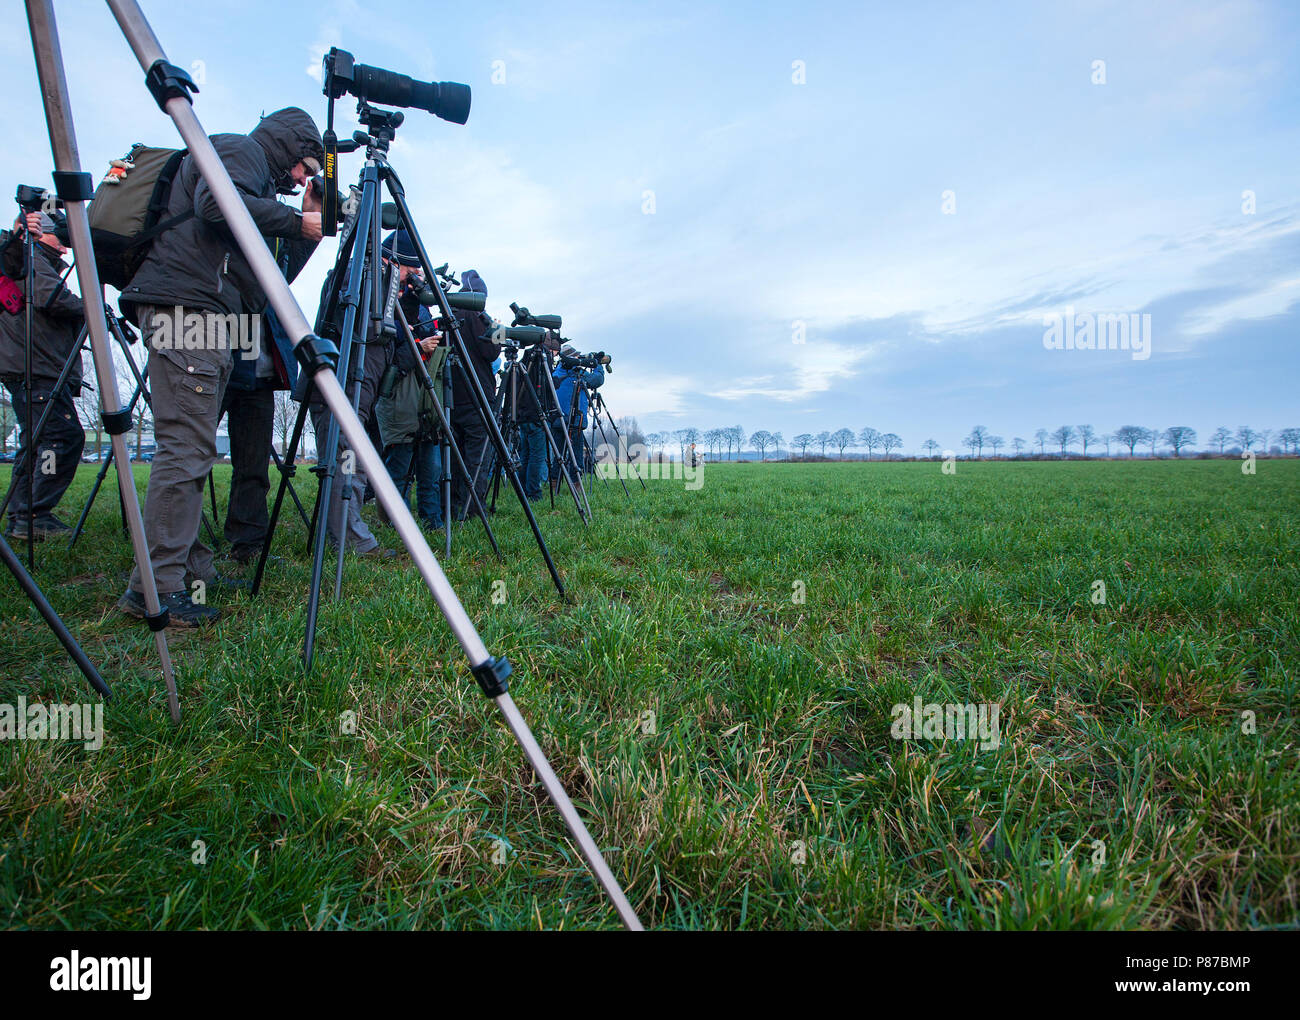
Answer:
[
  {"left": 728, "top": 425, "right": 745, "bottom": 461},
  {"left": 1034, "top": 428, "right": 1048, "bottom": 455},
  {"left": 859, "top": 427, "right": 881, "bottom": 460},
  {"left": 815, "top": 430, "right": 831, "bottom": 457},
  {"left": 1012, "top": 437, "right": 1026, "bottom": 457},
  {"left": 1146, "top": 427, "right": 1160, "bottom": 457},
  {"left": 1277, "top": 427, "right": 1300, "bottom": 454},
  {"left": 132, "top": 398, "right": 152, "bottom": 460},
  {"left": 1163, "top": 426, "right": 1196, "bottom": 457},
  {"left": 966, "top": 425, "right": 990, "bottom": 458},
  {"left": 1101, "top": 433, "right": 1113, "bottom": 457},
  {"left": 831, "top": 427, "right": 854, "bottom": 460},
  {"left": 1115, "top": 425, "right": 1147, "bottom": 457},
  {"left": 1051, "top": 425, "right": 1076, "bottom": 457},
  {"left": 750, "top": 430, "right": 774, "bottom": 460},
  {"left": 922, "top": 438, "right": 940, "bottom": 459},
  {"left": 793, "top": 433, "right": 813, "bottom": 458},
  {"left": 988, "top": 435, "right": 1004, "bottom": 458},
  {"left": 1077, "top": 424, "right": 1096, "bottom": 457},
  {"left": 76, "top": 388, "right": 104, "bottom": 461},
  {"left": 1210, "top": 426, "right": 1232, "bottom": 454},
  {"left": 880, "top": 433, "right": 902, "bottom": 459}
]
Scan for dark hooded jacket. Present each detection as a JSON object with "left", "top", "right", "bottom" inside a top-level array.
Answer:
[
  {"left": 120, "top": 107, "right": 323, "bottom": 321},
  {"left": 0, "top": 235, "right": 85, "bottom": 387},
  {"left": 450, "top": 269, "right": 499, "bottom": 424}
]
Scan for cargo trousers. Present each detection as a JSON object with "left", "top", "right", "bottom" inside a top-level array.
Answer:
[{"left": 128, "top": 305, "right": 233, "bottom": 594}]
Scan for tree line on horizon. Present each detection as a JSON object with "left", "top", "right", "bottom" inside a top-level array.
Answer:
[{"left": 586, "top": 420, "right": 1300, "bottom": 461}]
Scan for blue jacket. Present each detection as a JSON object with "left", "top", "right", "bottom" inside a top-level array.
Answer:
[
  {"left": 553, "top": 363, "right": 604, "bottom": 428},
  {"left": 227, "top": 304, "right": 297, "bottom": 392}
]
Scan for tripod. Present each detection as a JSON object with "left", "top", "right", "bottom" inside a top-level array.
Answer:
[
  {"left": 26, "top": 0, "right": 178, "bottom": 720},
  {"left": 486, "top": 339, "right": 590, "bottom": 521},
  {"left": 314, "top": 106, "right": 568, "bottom": 600},
  {"left": 588, "top": 386, "right": 644, "bottom": 496},
  {"left": 253, "top": 146, "right": 502, "bottom": 670},
  {"left": 66, "top": 9, "right": 638, "bottom": 925}
]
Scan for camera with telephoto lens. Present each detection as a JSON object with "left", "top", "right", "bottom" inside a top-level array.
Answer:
[
  {"left": 322, "top": 48, "right": 470, "bottom": 124},
  {"left": 560, "top": 350, "right": 612, "bottom": 373}
]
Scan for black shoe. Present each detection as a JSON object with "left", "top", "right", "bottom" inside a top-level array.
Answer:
[
  {"left": 32, "top": 513, "right": 72, "bottom": 537},
  {"left": 5, "top": 515, "right": 68, "bottom": 542},
  {"left": 117, "top": 588, "right": 221, "bottom": 628},
  {"left": 4, "top": 518, "right": 40, "bottom": 543},
  {"left": 187, "top": 572, "right": 251, "bottom": 594}
]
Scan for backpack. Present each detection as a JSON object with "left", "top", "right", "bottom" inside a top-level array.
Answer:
[{"left": 86, "top": 144, "right": 192, "bottom": 290}]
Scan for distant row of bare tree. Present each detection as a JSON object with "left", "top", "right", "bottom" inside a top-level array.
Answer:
[{"left": 586, "top": 423, "right": 1300, "bottom": 461}]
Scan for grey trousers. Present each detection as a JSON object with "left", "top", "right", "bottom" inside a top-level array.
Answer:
[{"left": 129, "top": 305, "right": 233, "bottom": 594}]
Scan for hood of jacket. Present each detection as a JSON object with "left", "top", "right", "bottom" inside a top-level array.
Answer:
[
  {"left": 460, "top": 269, "right": 487, "bottom": 296},
  {"left": 250, "top": 107, "right": 324, "bottom": 193}
]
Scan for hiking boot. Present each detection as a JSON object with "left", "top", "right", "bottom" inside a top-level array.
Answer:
[
  {"left": 33, "top": 513, "right": 73, "bottom": 537},
  {"left": 6, "top": 514, "right": 72, "bottom": 542},
  {"left": 117, "top": 588, "right": 221, "bottom": 628}
]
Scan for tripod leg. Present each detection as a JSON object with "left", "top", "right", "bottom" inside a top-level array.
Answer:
[
  {"left": 28, "top": 0, "right": 178, "bottom": 721},
  {"left": 0, "top": 530, "right": 110, "bottom": 698},
  {"left": 384, "top": 183, "right": 566, "bottom": 597},
  {"left": 392, "top": 305, "right": 500, "bottom": 557},
  {"left": 270, "top": 445, "right": 311, "bottom": 531},
  {"left": 68, "top": 348, "right": 147, "bottom": 550},
  {"left": 252, "top": 392, "right": 310, "bottom": 596}
]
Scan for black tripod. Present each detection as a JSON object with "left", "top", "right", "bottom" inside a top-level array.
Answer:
[
  {"left": 587, "top": 386, "right": 644, "bottom": 496},
  {"left": 253, "top": 113, "right": 506, "bottom": 669},
  {"left": 302, "top": 101, "right": 569, "bottom": 606},
  {"left": 485, "top": 337, "right": 590, "bottom": 521}
]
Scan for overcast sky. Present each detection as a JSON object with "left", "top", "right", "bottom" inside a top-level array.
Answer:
[{"left": 5, "top": 0, "right": 1297, "bottom": 452}]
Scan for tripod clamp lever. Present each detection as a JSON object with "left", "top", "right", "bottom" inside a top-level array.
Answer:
[
  {"left": 101, "top": 409, "right": 131, "bottom": 435},
  {"left": 292, "top": 334, "right": 340, "bottom": 377},
  {"left": 144, "top": 60, "right": 198, "bottom": 110},
  {"left": 471, "top": 656, "right": 511, "bottom": 698}
]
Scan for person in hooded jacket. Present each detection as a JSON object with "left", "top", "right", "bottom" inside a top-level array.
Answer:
[
  {"left": 116, "top": 107, "right": 324, "bottom": 627},
  {"left": 447, "top": 269, "right": 499, "bottom": 521},
  {"left": 551, "top": 344, "right": 604, "bottom": 489},
  {"left": 0, "top": 210, "right": 86, "bottom": 541},
  {"left": 374, "top": 232, "right": 443, "bottom": 531}
]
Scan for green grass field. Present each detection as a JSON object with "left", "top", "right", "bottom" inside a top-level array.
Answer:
[{"left": 0, "top": 458, "right": 1296, "bottom": 929}]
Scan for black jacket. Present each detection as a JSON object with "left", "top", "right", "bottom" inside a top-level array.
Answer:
[
  {"left": 450, "top": 310, "right": 500, "bottom": 423},
  {"left": 0, "top": 235, "right": 85, "bottom": 387},
  {"left": 120, "top": 107, "right": 322, "bottom": 320}
]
